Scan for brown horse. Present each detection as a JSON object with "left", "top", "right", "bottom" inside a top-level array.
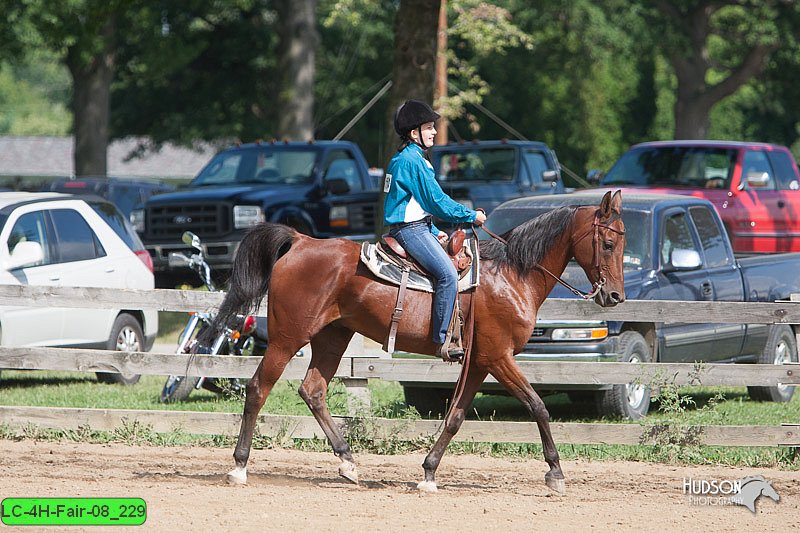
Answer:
[{"left": 207, "top": 190, "right": 625, "bottom": 493}]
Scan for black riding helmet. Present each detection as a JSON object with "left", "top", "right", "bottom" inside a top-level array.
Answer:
[{"left": 394, "top": 100, "right": 440, "bottom": 146}]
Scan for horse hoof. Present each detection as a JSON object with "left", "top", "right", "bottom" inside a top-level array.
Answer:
[
  {"left": 339, "top": 460, "right": 359, "bottom": 484},
  {"left": 225, "top": 467, "right": 247, "bottom": 485},
  {"left": 545, "top": 476, "right": 566, "bottom": 495},
  {"left": 417, "top": 480, "right": 438, "bottom": 493}
]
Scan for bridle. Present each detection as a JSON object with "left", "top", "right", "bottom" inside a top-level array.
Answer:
[{"left": 478, "top": 209, "right": 625, "bottom": 300}]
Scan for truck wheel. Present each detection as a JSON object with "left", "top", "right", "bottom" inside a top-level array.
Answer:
[
  {"left": 403, "top": 386, "right": 453, "bottom": 418},
  {"left": 748, "top": 325, "right": 797, "bottom": 403},
  {"left": 595, "top": 331, "right": 652, "bottom": 419},
  {"left": 96, "top": 313, "right": 143, "bottom": 385}
]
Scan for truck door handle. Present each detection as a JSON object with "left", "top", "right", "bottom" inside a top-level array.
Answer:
[{"left": 701, "top": 282, "right": 712, "bottom": 296}]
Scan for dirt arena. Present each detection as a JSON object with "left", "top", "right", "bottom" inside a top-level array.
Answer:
[{"left": 1, "top": 440, "right": 797, "bottom": 531}]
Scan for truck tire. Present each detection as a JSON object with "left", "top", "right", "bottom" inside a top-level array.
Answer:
[
  {"left": 96, "top": 313, "right": 143, "bottom": 385},
  {"left": 595, "top": 331, "right": 652, "bottom": 419},
  {"left": 748, "top": 325, "right": 797, "bottom": 403},
  {"left": 403, "top": 386, "right": 453, "bottom": 418}
]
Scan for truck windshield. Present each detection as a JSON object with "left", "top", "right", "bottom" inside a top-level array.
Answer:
[
  {"left": 601, "top": 146, "right": 737, "bottom": 190},
  {"left": 483, "top": 208, "right": 650, "bottom": 271},
  {"left": 435, "top": 147, "right": 516, "bottom": 182},
  {"left": 193, "top": 148, "right": 317, "bottom": 186}
]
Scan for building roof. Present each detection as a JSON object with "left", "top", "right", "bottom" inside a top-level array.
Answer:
[{"left": 0, "top": 136, "right": 215, "bottom": 179}]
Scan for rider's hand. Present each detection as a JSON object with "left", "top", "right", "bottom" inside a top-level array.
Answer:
[
  {"left": 437, "top": 231, "right": 449, "bottom": 244},
  {"left": 473, "top": 210, "right": 487, "bottom": 226}
]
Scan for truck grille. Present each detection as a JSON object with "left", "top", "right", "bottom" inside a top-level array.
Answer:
[
  {"left": 146, "top": 203, "right": 231, "bottom": 240},
  {"left": 531, "top": 328, "right": 545, "bottom": 337},
  {"left": 348, "top": 202, "right": 376, "bottom": 230}
]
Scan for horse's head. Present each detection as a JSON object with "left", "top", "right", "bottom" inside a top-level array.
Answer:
[{"left": 572, "top": 190, "right": 625, "bottom": 307}]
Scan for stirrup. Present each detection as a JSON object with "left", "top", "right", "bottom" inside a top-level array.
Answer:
[{"left": 437, "top": 342, "right": 464, "bottom": 363}]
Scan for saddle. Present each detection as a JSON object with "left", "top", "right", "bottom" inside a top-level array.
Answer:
[{"left": 359, "top": 229, "right": 480, "bottom": 361}]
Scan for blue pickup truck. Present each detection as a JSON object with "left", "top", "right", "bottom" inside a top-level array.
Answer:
[
  {"left": 429, "top": 140, "right": 565, "bottom": 221},
  {"left": 401, "top": 191, "right": 800, "bottom": 419},
  {"left": 130, "top": 140, "right": 379, "bottom": 286}
]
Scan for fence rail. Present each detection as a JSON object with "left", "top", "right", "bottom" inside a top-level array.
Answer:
[
  {"left": 2, "top": 284, "right": 800, "bottom": 324},
  {"left": 1, "top": 283, "right": 799, "bottom": 448}
]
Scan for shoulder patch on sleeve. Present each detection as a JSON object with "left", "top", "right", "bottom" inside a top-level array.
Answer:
[{"left": 383, "top": 173, "right": 392, "bottom": 193}]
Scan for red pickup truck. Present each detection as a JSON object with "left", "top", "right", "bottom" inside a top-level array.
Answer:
[{"left": 598, "top": 140, "right": 800, "bottom": 254}]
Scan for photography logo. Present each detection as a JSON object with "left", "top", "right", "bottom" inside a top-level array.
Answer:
[{"left": 683, "top": 475, "right": 780, "bottom": 513}]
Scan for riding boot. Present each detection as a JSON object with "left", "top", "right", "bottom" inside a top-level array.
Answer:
[{"left": 437, "top": 301, "right": 464, "bottom": 362}]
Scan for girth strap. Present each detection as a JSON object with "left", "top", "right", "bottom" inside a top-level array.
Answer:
[{"left": 383, "top": 266, "right": 411, "bottom": 353}]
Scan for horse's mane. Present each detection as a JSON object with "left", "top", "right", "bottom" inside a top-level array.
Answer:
[{"left": 479, "top": 206, "right": 578, "bottom": 276}]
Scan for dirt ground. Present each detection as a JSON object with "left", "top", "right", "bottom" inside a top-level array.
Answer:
[{"left": 0, "top": 440, "right": 797, "bottom": 532}]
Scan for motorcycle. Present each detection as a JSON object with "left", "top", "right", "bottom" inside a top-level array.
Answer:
[{"left": 159, "top": 231, "right": 267, "bottom": 403}]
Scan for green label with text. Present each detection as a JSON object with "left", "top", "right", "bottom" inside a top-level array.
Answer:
[{"left": 1, "top": 498, "right": 146, "bottom": 526}]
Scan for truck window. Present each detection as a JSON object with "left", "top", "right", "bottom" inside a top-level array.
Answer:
[
  {"left": 322, "top": 150, "right": 362, "bottom": 192},
  {"left": 602, "top": 147, "right": 736, "bottom": 189},
  {"left": 661, "top": 213, "right": 698, "bottom": 266},
  {"left": 436, "top": 147, "right": 516, "bottom": 182},
  {"left": 524, "top": 150, "right": 550, "bottom": 186},
  {"left": 766, "top": 150, "right": 799, "bottom": 190},
  {"left": 193, "top": 148, "right": 316, "bottom": 186},
  {"left": 741, "top": 150, "right": 776, "bottom": 190},
  {"left": 688, "top": 206, "right": 731, "bottom": 268}
]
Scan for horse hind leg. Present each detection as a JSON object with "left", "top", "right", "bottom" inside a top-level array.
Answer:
[
  {"left": 418, "top": 365, "right": 488, "bottom": 493},
  {"left": 298, "top": 324, "right": 358, "bottom": 484},
  {"left": 490, "top": 356, "right": 565, "bottom": 494},
  {"left": 226, "top": 342, "right": 297, "bottom": 485}
]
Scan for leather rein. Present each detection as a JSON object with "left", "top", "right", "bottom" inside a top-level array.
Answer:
[{"left": 478, "top": 210, "right": 625, "bottom": 300}]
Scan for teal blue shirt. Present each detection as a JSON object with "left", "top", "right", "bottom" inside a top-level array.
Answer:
[{"left": 383, "top": 143, "right": 476, "bottom": 235}]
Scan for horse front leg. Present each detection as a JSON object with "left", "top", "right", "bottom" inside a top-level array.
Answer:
[
  {"left": 226, "top": 343, "right": 296, "bottom": 485},
  {"left": 418, "top": 364, "right": 488, "bottom": 493},
  {"left": 490, "top": 356, "right": 565, "bottom": 494},
  {"left": 299, "top": 324, "right": 358, "bottom": 483}
]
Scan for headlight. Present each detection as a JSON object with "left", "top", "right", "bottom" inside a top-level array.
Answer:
[
  {"left": 551, "top": 327, "right": 608, "bottom": 341},
  {"left": 130, "top": 209, "right": 144, "bottom": 233},
  {"left": 330, "top": 205, "right": 349, "bottom": 227},
  {"left": 234, "top": 205, "right": 265, "bottom": 229}
]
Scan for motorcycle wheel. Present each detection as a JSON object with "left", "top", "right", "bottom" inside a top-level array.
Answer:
[{"left": 160, "top": 374, "right": 201, "bottom": 403}]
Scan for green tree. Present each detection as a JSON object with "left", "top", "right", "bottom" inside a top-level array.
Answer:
[{"left": 647, "top": 0, "right": 792, "bottom": 139}]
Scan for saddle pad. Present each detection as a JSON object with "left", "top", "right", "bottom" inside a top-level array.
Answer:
[{"left": 360, "top": 238, "right": 480, "bottom": 293}]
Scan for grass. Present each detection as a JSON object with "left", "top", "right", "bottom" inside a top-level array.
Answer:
[{"left": 1, "top": 366, "right": 798, "bottom": 468}]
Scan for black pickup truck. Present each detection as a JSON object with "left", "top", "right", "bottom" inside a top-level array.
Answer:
[
  {"left": 429, "top": 140, "right": 565, "bottom": 221},
  {"left": 130, "top": 140, "right": 379, "bottom": 286},
  {"left": 401, "top": 191, "right": 800, "bottom": 419}
]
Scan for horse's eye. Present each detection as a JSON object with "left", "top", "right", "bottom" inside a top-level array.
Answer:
[{"left": 603, "top": 240, "right": 614, "bottom": 251}]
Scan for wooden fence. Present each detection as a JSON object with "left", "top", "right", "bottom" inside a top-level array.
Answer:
[{"left": 0, "top": 285, "right": 799, "bottom": 448}]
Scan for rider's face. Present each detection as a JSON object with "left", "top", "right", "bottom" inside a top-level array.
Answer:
[{"left": 411, "top": 121, "right": 437, "bottom": 148}]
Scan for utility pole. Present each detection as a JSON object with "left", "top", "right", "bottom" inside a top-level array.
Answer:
[{"left": 434, "top": 0, "right": 448, "bottom": 145}]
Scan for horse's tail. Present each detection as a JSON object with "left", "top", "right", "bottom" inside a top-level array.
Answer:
[{"left": 198, "top": 223, "right": 295, "bottom": 346}]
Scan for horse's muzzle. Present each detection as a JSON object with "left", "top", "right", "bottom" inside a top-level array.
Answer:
[{"left": 596, "top": 289, "right": 624, "bottom": 307}]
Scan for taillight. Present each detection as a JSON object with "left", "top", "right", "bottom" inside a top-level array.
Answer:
[
  {"left": 242, "top": 315, "right": 257, "bottom": 336},
  {"left": 135, "top": 249, "right": 154, "bottom": 273}
]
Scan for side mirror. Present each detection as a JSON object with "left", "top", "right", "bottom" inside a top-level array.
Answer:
[
  {"left": 326, "top": 178, "right": 351, "bottom": 195},
  {"left": 168, "top": 252, "right": 191, "bottom": 268},
  {"left": 665, "top": 249, "right": 702, "bottom": 272},
  {"left": 8, "top": 241, "right": 44, "bottom": 270},
  {"left": 541, "top": 170, "right": 559, "bottom": 183},
  {"left": 745, "top": 171, "right": 771, "bottom": 188},
  {"left": 587, "top": 169, "right": 604, "bottom": 185},
  {"left": 182, "top": 231, "right": 201, "bottom": 251}
]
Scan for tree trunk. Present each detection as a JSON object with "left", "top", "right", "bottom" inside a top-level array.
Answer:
[
  {"left": 276, "top": 0, "right": 318, "bottom": 141},
  {"left": 67, "top": 16, "right": 116, "bottom": 177},
  {"left": 434, "top": 0, "right": 448, "bottom": 145},
  {"left": 383, "top": 0, "right": 441, "bottom": 167},
  {"left": 378, "top": 0, "right": 441, "bottom": 236}
]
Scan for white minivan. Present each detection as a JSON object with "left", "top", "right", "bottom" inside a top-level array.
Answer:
[{"left": 0, "top": 192, "right": 158, "bottom": 384}]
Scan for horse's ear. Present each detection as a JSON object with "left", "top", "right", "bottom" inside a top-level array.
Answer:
[
  {"left": 611, "top": 190, "right": 622, "bottom": 214},
  {"left": 600, "top": 190, "right": 613, "bottom": 216}
]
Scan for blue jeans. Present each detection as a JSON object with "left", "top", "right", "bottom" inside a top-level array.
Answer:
[{"left": 391, "top": 220, "right": 457, "bottom": 345}]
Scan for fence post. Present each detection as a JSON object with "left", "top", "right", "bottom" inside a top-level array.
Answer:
[{"left": 342, "top": 378, "right": 371, "bottom": 415}]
